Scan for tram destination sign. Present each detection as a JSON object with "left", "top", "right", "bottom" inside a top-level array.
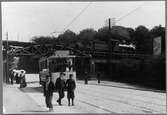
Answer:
[
  {"left": 54, "top": 50, "right": 70, "bottom": 56},
  {"left": 53, "top": 50, "right": 76, "bottom": 58}
]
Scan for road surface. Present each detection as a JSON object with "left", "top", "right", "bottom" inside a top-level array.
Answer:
[{"left": 3, "top": 74, "right": 166, "bottom": 114}]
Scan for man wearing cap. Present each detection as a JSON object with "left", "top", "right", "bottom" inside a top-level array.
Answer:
[
  {"left": 43, "top": 75, "right": 54, "bottom": 111},
  {"left": 65, "top": 74, "right": 76, "bottom": 106},
  {"left": 55, "top": 72, "right": 66, "bottom": 105}
]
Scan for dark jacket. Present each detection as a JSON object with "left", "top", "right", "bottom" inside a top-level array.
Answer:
[
  {"left": 66, "top": 79, "right": 76, "bottom": 91},
  {"left": 43, "top": 81, "right": 54, "bottom": 96},
  {"left": 20, "top": 74, "right": 27, "bottom": 88},
  {"left": 55, "top": 77, "right": 66, "bottom": 91}
]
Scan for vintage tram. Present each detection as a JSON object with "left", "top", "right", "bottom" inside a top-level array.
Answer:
[{"left": 39, "top": 50, "right": 76, "bottom": 85}]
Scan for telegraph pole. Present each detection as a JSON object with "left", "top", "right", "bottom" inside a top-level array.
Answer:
[
  {"left": 108, "top": 18, "right": 112, "bottom": 81},
  {"left": 6, "top": 32, "right": 9, "bottom": 83},
  {"left": 108, "top": 18, "right": 116, "bottom": 81},
  {"left": 109, "top": 18, "right": 111, "bottom": 30}
]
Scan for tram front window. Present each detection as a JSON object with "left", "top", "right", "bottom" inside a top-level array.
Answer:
[{"left": 49, "top": 58, "right": 68, "bottom": 72}]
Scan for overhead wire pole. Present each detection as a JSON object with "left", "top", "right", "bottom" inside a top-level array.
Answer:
[{"left": 6, "top": 32, "right": 9, "bottom": 84}]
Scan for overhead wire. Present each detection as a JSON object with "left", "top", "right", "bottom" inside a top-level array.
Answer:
[
  {"left": 116, "top": 2, "right": 146, "bottom": 23},
  {"left": 51, "top": 2, "right": 144, "bottom": 36},
  {"left": 62, "top": 2, "right": 92, "bottom": 32},
  {"left": 50, "top": 2, "right": 92, "bottom": 36}
]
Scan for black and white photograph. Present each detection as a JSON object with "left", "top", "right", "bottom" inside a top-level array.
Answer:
[{"left": 2, "top": 1, "right": 166, "bottom": 114}]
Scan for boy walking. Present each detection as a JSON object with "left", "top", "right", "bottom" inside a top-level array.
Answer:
[
  {"left": 66, "top": 74, "right": 76, "bottom": 106},
  {"left": 43, "top": 75, "right": 54, "bottom": 111}
]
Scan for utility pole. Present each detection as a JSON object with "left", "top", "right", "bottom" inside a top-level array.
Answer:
[
  {"left": 109, "top": 18, "right": 111, "bottom": 30},
  {"left": 108, "top": 18, "right": 112, "bottom": 81},
  {"left": 107, "top": 18, "right": 116, "bottom": 29},
  {"left": 105, "top": 17, "right": 117, "bottom": 81},
  {"left": 108, "top": 18, "right": 116, "bottom": 81},
  {"left": 6, "top": 32, "right": 9, "bottom": 84}
]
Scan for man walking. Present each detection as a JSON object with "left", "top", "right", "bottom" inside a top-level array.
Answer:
[
  {"left": 55, "top": 72, "right": 66, "bottom": 105},
  {"left": 66, "top": 74, "right": 76, "bottom": 106},
  {"left": 9, "top": 70, "right": 14, "bottom": 84},
  {"left": 97, "top": 72, "right": 101, "bottom": 84},
  {"left": 43, "top": 75, "right": 54, "bottom": 111},
  {"left": 84, "top": 71, "right": 88, "bottom": 84}
]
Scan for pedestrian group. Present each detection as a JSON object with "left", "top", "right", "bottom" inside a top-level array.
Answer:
[
  {"left": 43, "top": 72, "right": 76, "bottom": 112},
  {"left": 9, "top": 69, "right": 27, "bottom": 88},
  {"left": 9, "top": 69, "right": 100, "bottom": 112}
]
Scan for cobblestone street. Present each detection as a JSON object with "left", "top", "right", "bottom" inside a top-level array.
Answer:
[{"left": 3, "top": 74, "right": 166, "bottom": 114}]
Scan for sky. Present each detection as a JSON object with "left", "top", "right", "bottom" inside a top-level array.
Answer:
[{"left": 2, "top": 1, "right": 165, "bottom": 42}]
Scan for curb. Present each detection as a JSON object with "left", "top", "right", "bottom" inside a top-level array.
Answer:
[{"left": 77, "top": 81, "right": 165, "bottom": 93}]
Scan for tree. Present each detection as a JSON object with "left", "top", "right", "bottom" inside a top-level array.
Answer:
[
  {"left": 133, "top": 25, "right": 152, "bottom": 54},
  {"left": 110, "top": 26, "right": 131, "bottom": 41},
  {"left": 96, "top": 27, "right": 110, "bottom": 42},
  {"left": 126, "top": 27, "right": 135, "bottom": 43},
  {"left": 150, "top": 25, "right": 165, "bottom": 37},
  {"left": 58, "top": 30, "right": 77, "bottom": 47},
  {"left": 77, "top": 28, "right": 97, "bottom": 48},
  {"left": 96, "top": 26, "right": 131, "bottom": 42}
]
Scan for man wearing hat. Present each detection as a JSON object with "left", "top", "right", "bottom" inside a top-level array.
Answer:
[{"left": 55, "top": 72, "right": 66, "bottom": 105}]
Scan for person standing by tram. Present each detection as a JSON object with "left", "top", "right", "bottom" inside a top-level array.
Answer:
[
  {"left": 15, "top": 72, "right": 19, "bottom": 84},
  {"left": 43, "top": 75, "right": 54, "bottom": 111},
  {"left": 20, "top": 70, "right": 27, "bottom": 88},
  {"left": 55, "top": 72, "right": 66, "bottom": 105}
]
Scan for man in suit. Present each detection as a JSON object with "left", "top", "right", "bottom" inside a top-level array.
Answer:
[
  {"left": 43, "top": 75, "right": 54, "bottom": 111},
  {"left": 55, "top": 72, "right": 66, "bottom": 105},
  {"left": 66, "top": 74, "right": 76, "bottom": 106}
]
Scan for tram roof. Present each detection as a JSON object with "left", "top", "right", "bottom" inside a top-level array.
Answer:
[
  {"left": 39, "top": 54, "right": 90, "bottom": 62},
  {"left": 48, "top": 55, "right": 76, "bottom": 59}
]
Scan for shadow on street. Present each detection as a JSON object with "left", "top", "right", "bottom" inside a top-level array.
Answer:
[
  {"left": 21, "top": 110, "right": 49, "bottom": 113},
  {"left": 18, "top": 86, "right": 43, "bottom": 93}
]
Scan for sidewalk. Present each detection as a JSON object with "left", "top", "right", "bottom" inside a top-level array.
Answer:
[
  {"left": 77, "top": 80, "right": 165, "bottom": 93},
  {"left": 3, "top": 83, "right": 43, "bottom": 114},
  {"left": 3, "top": 82, "right": 110, "bottom": 113}
]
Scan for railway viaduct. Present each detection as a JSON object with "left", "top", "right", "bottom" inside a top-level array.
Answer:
[{"left": 2, "top": 40, "right": 154, "bottom": 83}]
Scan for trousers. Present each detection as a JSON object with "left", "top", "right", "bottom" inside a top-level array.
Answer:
[
  {"left": 45, "top": 96, "right": 53, "bottom": 108},
  {"left": 57, "top": 89, "right": 64, "bottom": 104}
]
